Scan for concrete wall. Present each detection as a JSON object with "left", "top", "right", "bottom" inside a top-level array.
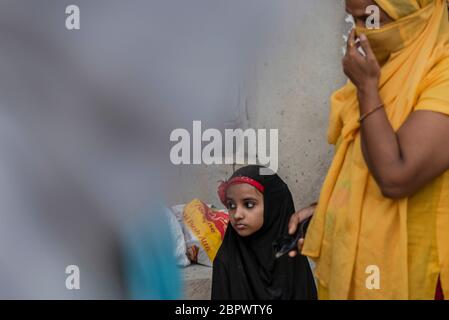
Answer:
[{"left": 170, "top": 0, "right": 347, "bottom": 210}]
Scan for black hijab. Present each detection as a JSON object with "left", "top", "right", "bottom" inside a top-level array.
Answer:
[{"left": 211, "top": 165, "right": 317, "bottom": 300}]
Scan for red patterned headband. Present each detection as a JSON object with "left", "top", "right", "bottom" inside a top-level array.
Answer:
[{"left": 217, "top": 176, "right": 265, "bottom": 206}]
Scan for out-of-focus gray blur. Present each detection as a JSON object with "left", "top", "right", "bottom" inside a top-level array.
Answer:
[
  {"left": 0, "top": 0, "right": 345, "bottom": 299},
  {"left": 0, "top": 0, "right": 286, "bottom": 299}
]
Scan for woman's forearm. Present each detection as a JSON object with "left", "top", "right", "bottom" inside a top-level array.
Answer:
[
  {"left": 342, "top": 30, "right": 415, "bottom": 198},
  {"left": 357, "top": 83, "right": 406, "bottom": 197}
]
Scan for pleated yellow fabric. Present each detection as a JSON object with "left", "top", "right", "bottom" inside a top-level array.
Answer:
[{"left": 302, "top": 0, "right": 449, "bottom": 299}]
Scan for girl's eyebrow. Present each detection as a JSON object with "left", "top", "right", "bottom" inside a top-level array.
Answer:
[
  {"left": 225, "top": 195, "right": 260, "bottom": 202},
  {"left": 242, "top": 197, "right": 258, "bottom": 202}
]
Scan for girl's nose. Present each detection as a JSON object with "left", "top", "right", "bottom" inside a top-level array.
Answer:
[{"left": 234, "top": 207, "right": 245, "bottom": 220}]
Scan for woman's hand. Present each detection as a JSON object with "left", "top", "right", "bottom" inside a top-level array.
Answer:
[
  {"left": 287, "top": 203, "right": 317, "bottom": 258},
  {"left": 342, "top": 29, "right": 381, "bottom": 92}
]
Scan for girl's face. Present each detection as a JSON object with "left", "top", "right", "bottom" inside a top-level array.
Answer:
[{"left": 225, "top": 183, "right": 264, "bottom": 237}]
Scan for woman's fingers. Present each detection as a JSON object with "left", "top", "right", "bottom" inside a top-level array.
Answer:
[
  {"left": 288, "top": 211, "right": 301, "bottom": 235},
  {"left": 298, "top": 238, "right": 304, "bottom": 251},
  {"left": 289, "top": 205, "right": 316, "bottom": 235},
  {"left": 288, "top": 238, "right": 304, "bottom": 258},
  {"left": 344, "top": 28, "right": 362, "bottom": 69},
  {"left": 359, "top": 33, "right": 375, "bottom": 61},
  {"left": 346, "top": 28, "right": 357, "bottom": 53},
  {"left": 288, "top": 205, "right": 315, "bottom": 258}
]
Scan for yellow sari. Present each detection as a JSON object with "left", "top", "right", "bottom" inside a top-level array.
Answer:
[{"left": 302, "top": 0, "right": 449, "bottom": 299}]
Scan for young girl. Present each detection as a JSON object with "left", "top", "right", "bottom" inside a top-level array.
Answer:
[{"left": 211, "top": 165, "right": 317, "bottom": 300}]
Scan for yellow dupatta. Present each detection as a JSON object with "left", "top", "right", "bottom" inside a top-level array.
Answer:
[{"left": 302, "top": 0, "right": 449, "bottom": 299}]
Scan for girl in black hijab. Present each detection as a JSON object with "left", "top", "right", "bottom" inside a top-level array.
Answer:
[{"left": 211, "top": 165, "right": 317, "bottom": 300}]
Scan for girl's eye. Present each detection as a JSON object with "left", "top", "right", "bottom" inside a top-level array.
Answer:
[
  {"left": 245, "top": 201, "right": 255, "bottom": 209},
  {"left": 227, "top": 202, "right": 236, "bottom": 210}
]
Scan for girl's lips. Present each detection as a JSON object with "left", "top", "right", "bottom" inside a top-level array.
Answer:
[{"left": 234, "top": 224, "right": 247, "bottom": 230}]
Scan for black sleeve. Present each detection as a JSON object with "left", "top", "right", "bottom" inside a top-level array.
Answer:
[{"left": 211, "top": 258, "right": 230, "bottom": 300}]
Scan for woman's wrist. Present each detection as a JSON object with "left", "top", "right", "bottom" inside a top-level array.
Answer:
[
  {"left": 357, "top": 79, "right": 378, "bottom": 97},
  {"left": 357, "top": 81, "right": 382, "bottom": 111}
]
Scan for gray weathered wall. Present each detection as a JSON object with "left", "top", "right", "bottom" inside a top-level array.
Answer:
[{"left": 171, "top": 0, "right": 347, "bottom": 211}]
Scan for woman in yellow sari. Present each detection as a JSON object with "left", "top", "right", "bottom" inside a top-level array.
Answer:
[{"left": 289, "top": 0, "right": 449, "bottom": 299}]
